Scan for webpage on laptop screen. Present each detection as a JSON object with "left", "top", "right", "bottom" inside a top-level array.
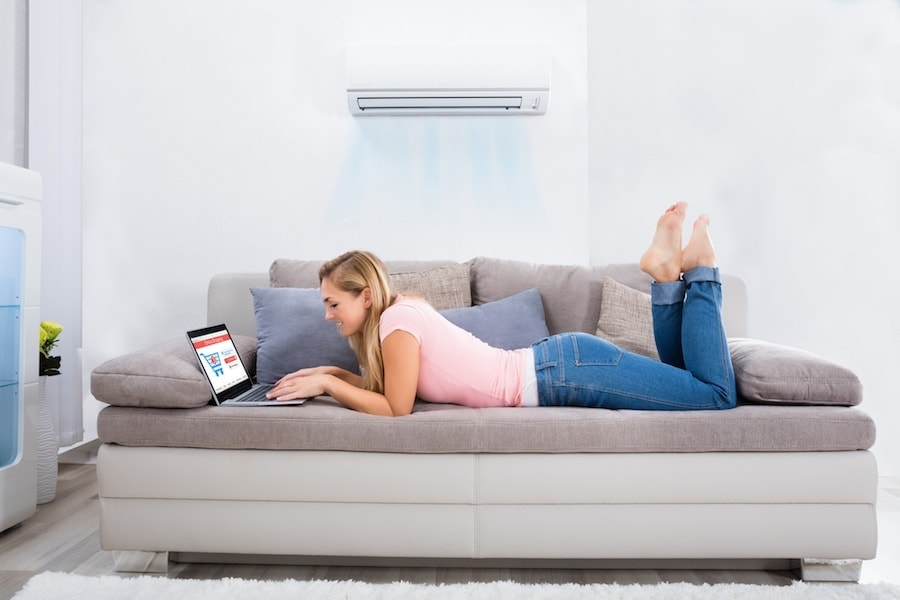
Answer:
[{"left": 191, "top": 332, "right": 247, "bottom": 393}]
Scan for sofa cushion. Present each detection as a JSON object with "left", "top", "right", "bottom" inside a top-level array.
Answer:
[
  {"left": 97, "top": 401, "right": 876, "bottom": 453},
  {"left": 270, "top": 259, "right": 470, "bottom": 310},
  {"left": 595, "top": 276, "right": 659, "bottom": 360},
  {"left": 729, "top": 338, "right": 863, "bottom": 407},
  {"left": 441, "top": 288, "right": 549, "bottom": 350},
  {"left": 90, "top": 335, "right": 257, "bottom": 408},
  {"left": 251, "top": 287, "right": 359, "bottom": 385}
]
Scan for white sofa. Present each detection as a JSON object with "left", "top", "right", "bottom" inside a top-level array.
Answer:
[{"left": 91, "top": 258, "right": 878, "bottom": 581}]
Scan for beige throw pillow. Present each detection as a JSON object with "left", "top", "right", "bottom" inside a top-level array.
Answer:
[
  {"left": 595, "top": 277, "right": 659, "bottom": 360},
  {"left": 390, "top": 264, "right": 471, "bottom": 310}
]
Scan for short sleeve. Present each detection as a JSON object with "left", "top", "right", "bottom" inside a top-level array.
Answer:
[{"left": 380, "top": 300, "right": 425, "bottom": 345}]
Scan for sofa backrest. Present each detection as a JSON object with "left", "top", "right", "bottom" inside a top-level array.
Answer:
[
  {"left": 208, "top": 258, "right": 748, "bottom": 339},
  {"left": 207, "top": 272, "right": 270, "bottom": 339}
]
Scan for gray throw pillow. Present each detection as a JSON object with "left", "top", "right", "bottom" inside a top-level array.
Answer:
[
  {"left": 441, "top": 288, "right": 549, "bottom": 350},
  {"left": 595, "top": 276, "right": 659, "bottom": 359},
  {"left": 251, "top": 287, "right": 360, "bottom": 385},
  {"left": 90, "top": 335, "right": 257, "bottom": 408},
  {"left": 728, "top": 337, "right": 863, "bottom": 406}
]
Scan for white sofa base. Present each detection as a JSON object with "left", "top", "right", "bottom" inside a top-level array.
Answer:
[{"left": 97, "top": 444, "right": 878, "bottom": 580}]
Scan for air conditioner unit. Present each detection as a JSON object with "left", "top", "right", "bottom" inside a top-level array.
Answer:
[{"left": 346, "top": 44, "right": 550, "bottom": 116}]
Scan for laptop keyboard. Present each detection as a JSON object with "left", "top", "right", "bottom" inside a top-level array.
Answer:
[{"left": 234, "top": 385, "right": 274, "bottom": 403}]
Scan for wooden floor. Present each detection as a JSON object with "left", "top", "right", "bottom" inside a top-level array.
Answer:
[{"left": 1, "top": 444, "right": 897, "bottom": 600}]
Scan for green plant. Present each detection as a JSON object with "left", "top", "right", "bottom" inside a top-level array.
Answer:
[{"left": 39, "top": 320, "right": 63, "bottom": 377}]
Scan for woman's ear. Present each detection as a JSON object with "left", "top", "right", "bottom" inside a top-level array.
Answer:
[{"left": 362, "top": 287, "right": 373, "bottom": 308}]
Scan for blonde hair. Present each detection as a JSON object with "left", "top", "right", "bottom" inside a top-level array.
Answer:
[{"left": 319, "top": 250, "right": 395, "bottom": 394}]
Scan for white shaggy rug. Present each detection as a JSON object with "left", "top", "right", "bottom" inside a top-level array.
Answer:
[{"left": 12, "top": 572, "right": 900, "bottom": 600}]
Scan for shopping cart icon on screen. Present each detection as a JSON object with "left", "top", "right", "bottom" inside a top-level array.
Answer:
[{"left": 200, "top": 352, "right": 224, "bottom": 376}]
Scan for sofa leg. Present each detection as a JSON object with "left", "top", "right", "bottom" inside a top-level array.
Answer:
[
  {"left": 112, "top": 550, "right": 169, "bottom": 573},
  {"left": 800, "top": 558, "right": 862, "bottom": 583}
]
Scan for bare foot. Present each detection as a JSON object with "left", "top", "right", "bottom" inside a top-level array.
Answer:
[
  {"left": 681, "top": 214, "right": 717, "bottom": 272},
  {"left": 640, "top": 202, "right": 687, "bottom": 282}
]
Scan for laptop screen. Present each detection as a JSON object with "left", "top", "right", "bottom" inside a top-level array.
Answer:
[{"left": 187, "top": 324, "right": 252, "bottom": 396}]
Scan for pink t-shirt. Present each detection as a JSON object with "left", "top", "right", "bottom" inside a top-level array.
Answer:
[{"left": 379, "top": 296, "right": 528, "bottom": 408}]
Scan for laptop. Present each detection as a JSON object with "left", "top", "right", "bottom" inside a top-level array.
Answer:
[{"left": 186, "top": 323, "right": 306, "bottom": 406}]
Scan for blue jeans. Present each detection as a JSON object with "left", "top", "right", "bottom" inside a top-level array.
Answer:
[{"left": 533, "top": 267, "right": 736, "bottom": 410}]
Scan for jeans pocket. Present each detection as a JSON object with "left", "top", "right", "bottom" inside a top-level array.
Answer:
[
  {"left": 568, "top": 332, "right": 623, "bottom": 367},
  {"left": 532, "top": 337, "right": 557, "bottom": 371}
]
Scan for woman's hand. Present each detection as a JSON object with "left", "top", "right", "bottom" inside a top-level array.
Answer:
[
  {"left": 267, "top": 371, "right": 327, "bottom": 401},
  {"left": 276, "top": 365, "right": 364, "bottom": 389}
]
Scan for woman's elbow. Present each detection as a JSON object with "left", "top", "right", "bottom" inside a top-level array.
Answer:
[{"left": 384, "top": 397, "right": 414, "bottom": 417}]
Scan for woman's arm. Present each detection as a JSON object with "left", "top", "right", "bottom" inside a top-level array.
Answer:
[
  {"left": 274, "top": 365, "right": 364, "bottom": 389},
  {"left": 378, "top": 330, "right": 419, "bottom": 415},
  {"left": 266, "top": 330, "right": 419, "bottom": 417}
]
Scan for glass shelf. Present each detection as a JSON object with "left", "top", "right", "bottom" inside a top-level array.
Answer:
[{"left": 1, "top": 226, "right": 23, "bottom": 469}]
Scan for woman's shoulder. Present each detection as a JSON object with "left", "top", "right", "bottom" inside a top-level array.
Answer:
[
  {"left": 382, "top": 295, "right": 440, "bottom": 325},
  {"left": 383, "top": 295, "right": 426, "bottom": 317},
  {"left": 380, "top": 295, "right": 435, "bottom": 341},
  {"left": 390, "top": 294, "right": 432, "bottom": 310}
]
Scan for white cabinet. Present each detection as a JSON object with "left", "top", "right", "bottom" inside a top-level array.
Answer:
[{"left": 0, "top": 162, "right": 41, "bottom": 532}]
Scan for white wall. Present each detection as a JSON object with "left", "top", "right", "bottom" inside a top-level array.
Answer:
[
  {"left": 588, "top": 0, "right": 900, "bottom": 475},
  {"left": 65, "top": 0, "right": 900, "bottom": 473}
]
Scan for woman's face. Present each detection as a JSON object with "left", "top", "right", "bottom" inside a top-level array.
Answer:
[{"left": 320, "top": 277, "right": 370, "bottom": 337}]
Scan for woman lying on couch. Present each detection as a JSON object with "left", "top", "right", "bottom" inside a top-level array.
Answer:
[{"left": 266, "top": 203, "right": 737, "bottom": 417}]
